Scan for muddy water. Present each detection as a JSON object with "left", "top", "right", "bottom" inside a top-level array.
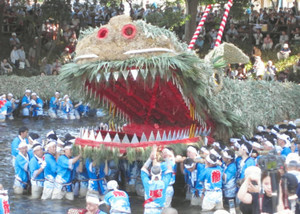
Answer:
[{"left": 0, "top": 118, "right": 205, "bottom": 214}]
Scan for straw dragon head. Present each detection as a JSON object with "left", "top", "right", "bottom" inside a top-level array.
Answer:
[{"left": 60, "top": 15, "right": 251, "bottom": 157}]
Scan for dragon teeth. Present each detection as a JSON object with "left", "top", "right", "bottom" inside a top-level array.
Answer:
[
  {"left": 140, "top": 132, "right": 148, "bottom": 142},
  {"left": 122, "top": 70, "right": 129, "bottom": 80},
  {"left": 104, "top": 133, "right": 112, "bottom": 142},
  {"left": 96, "top": 132, "right": 104, "bottom": 141},
  {"left": 131, "top": 133, "right": 139, "bottom": 143},
  {"left": 113, "top": 133, "right": 121, "bottom": 143},
  {"left": 122, "top": 134, "right": 130, "bottom": 143},
  {"left": 113, "top": 72, "right": 119, "bottom": 81},
  {"left": 130, "top": 69, "right": 139, "bottom": 80},
  {"left": 156, "top": 131, "right": 162, "bottom": 141}
]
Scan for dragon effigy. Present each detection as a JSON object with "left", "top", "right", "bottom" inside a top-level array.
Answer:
[{"left": 60, "top": 15, "right": 300, "bottom": 162}]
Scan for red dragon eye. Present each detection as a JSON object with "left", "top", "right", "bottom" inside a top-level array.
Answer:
[
  {"left": 121, "top": 24, "right": 136, "bottom": 39},
  {"left": 97, "top": 28, "right": 109, "bottom": 39}
]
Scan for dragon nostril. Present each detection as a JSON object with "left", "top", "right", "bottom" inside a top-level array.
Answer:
[
  {"left": 97, "top": 28, "right": 109, "bottom": 39},
  {"left": 122, "top": 24, "right": 136, "bottom": 39}
]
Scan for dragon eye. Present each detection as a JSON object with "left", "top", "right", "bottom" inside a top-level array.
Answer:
[
  {"left": 97, "top": 28, "right": 109, "bottom": 39},
  {"left": 121, "top": 24, "right": 136, "bottom": 39}
]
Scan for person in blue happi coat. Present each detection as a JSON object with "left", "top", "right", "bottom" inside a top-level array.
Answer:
[
  {"left": 52, "top": 142, "right": 81, "bottom": 200},
  {"left": 13, "top": 141, "right": 33, "bottom": 195},
  {"left": 21, "top": 89, "right": 31, "bottom": 117},
  {"left": 104, "top": 180, "right": 131, "bottom": 214}
]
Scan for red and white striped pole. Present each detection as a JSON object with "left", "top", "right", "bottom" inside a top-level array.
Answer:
[
  {"left": 214, "top": 0, "right": 233, "bottom": 47},
  {"left": 188, "top": 5, "right": 212, "bottom": 50}
]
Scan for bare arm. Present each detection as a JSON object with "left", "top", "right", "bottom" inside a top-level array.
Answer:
[{"left": 237, "top": 177, "right": 253, "bottom": 204}]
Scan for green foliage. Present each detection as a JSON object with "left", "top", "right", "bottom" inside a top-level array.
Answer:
[{"left": 145, "top": 0, "right": 187, "bottom": 30}]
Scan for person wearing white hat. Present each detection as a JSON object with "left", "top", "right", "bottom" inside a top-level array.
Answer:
[
  {"left": 222, "top": 150, "right": 237, "bottom": 209},
  {"left": 277, "top": 133, "right": 292, "bottom": 157},
  {"left": 21, "top": 89, "right": 32, "bottom": 117},
  {"left": 41, "top": 140, "right": 57, "bottom": 200},
  {"left": 104, "top": 180, "right": 131, "bottom": 213},
  {"left": 29, "top": 143, "right": 46, "bottom": 199},
  {"left": 30, "top": 92, "right": 44, "bottom": 117},
  {"left": 264, "top": 60, "right": 277, "bottom": 81},
  {"left": 11, "top": 126, "right": 30, "bottom": 166},
  {"left": 52, "top": 142, "right": 82, "bottom": 200},
  {"left": 200, "top": 154, "right": 223, "bottom": 211},
  {"left": 277, "top": 43, "right": 291, "bottom": 60},
  {"left": 13, "top": 141, "right": 32, "bottom": 195},
  {"left": 5, "top": 93, "right": 18, "bottom": 120},
  {"left": 253, "top": 55, "right": 265, "bottom": 80},
  {"left": 48, "top": 92, "right": 61, "bottom": 118},
  {"left": 237, "top": 143, "right": 255, "bottom": 182},
  {"left": 9, "top": 32, "right": 20, "bottom": 47},
  {"left": 182, "top": 158, "right": 204, "bottom": 206},
  {"left": 60, "top": 95, "right": 78, "bottom": 120},
  {"left": 85, "top": 194, "right": 105, "bottom": 214}
]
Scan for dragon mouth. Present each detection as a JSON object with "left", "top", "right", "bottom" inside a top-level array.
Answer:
[{"left": 75, "top": 65, "right": 212, "bottom": 152}]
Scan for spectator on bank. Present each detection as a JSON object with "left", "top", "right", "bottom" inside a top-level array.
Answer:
[
  {"left": 293, "top": 54, "right": 300, "bottom": 73},
  {"left": 253, "top": 56, "right": 265, "bottom": 80},
  {"left": 274, "top": 31, "right": 289, "bottom": 49},
  {"left": 40, "top": 58, "right": 52, "bottom": 75},
  {"left": 10, "top": 46, "right": 19, "bottom": 68},
  {"left": 277, "top": 43, "right": 291, "bottom": 60},
  {"left": 262, "top": 34, "right": 273, "bottom": 50},
  {"left": 52, "top": 59, "right": 62, "bottom": 75},
  {"left": 253, "top": 29, "right": 263, "bottom": 46},
  {"left": 1, "top": 59, "right": 13, "bottom": 74},
  {"left": 18, "top": 46, "right": 30, "bottom": 69},
  {"left": 291, "top": 28, "right": 300, "bottom": 41},
  {"left": 264, "top": 60, "right": 277, "bottom": 81},
  {"left": 195, "top": 35, "right": 204, "bottom": 50},
  {"left": 28, "top": 44, "right": 37, "bottom": 66},
  {"left": 9, "top": 32, "right": 21, "bottom": 47},
  {"left": 225, "top": 24, "right": 238, "bottom": 43}
]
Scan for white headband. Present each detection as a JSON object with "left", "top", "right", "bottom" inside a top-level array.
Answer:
[
  {"left": 162, "top": 148, "right": 173, "bottom": 156},
  {"left": 210, "top": 149, "right": 220, "bottom": 158},
  {"left": 46, "top": 141, "right": 56, "bottom": 151},
  {"left": 187, "top": 146, "right": 198, "bottom": 155},
  {"left": 206, "top": 155, "right": 215, "bottom": 165},
  {"left": 31, "top": 92, "right": 37, "bottom": 96},
  {"left": 200, "top": 147, "right": 209, "bottom": 154},
  {"left": 184, "top": 163, "right": 195, "bottom": 169},
  {"left": 7, "top": 93, "right": 13, "bottom": 97},
  {"left": 223, "top": 151, "right": 233, "bottom": 159},
  {"left": 63, "top": 145, "right": 73, "bottom": 150},
  {"left": 18, "top": 141, "right": 28, "bottom": 149},
  {"left": 264, "top": 140, "right": 274, "bottom": 148},
  {"left": 55, "top": 92, "right": 60, "bottom": 95},
  {"left": 33, "top": 144, "right": 42, "bottom": 151},
  {"left": 252, "top": 142, "right": 262, "bottom": 149},
  {"left": 86, "top": 196, "right": 100, "bottom": 205}
]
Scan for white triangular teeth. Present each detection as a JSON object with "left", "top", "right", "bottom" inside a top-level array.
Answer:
[
  {"left": 199, "top": 127, "right": 203, "bottom": 135},
  {"left": 162, "top": 131, "right": 167, "bottom": 141},
  {"left": 156, "top": 131, "right": 162, "bottom": 141},
  {"left": 96, "top": 132, "right": 104, "bottom": 141},
  {"left": 140, "top": 69, "right": 148, "bottom": 80},
  {"left": 207, "top": 127, "right": 211, "bottom": 136},
  {"left": 195, "top": 127, "right": 199, "bottom": 136},
  {"left": 150, "top": 67, "right": 157, "bottom": 79},
  {"left": 82, "top": 129, "right": 89, "bottom": 140},
  {"left": 180, "top": 130, "right": 184, "bottom": 139},
  {"left": 166, "top": 72, "right": 171, "bottom": 82},
  {"left": 130, "top": 69, "right": 139, "bottom": 80},
  {"left": 167, "top": 131, "right": 172, "bottom": 141},
  {"left": 104, "top": 133, "right": 111, "bottom": 142},
  {"left": 104, "top": 72, "right": 111, "bottom": 82},
  {"left": 176, "top": 130, "right": 180, "bottom": 139},
  {"left": 104, "top": 133, "right": 112, "bottom": 142},
  {"left": 122, "top": 70, "right": 129, "bottom": 80},
  {"left": 96, "top": 73, "right": 101, "bottom": 82},
  {"left": 112, "top": 133, "right": 121, "bottom": 143},
  {"left": 184, "top": 129, "right": 189, "bottom": 138},
  {"left": 113, "top": 72, "right": 119, "bottom": 81},
  {"left": 172, "top": 130, "right": 177, "bottom": 140},
  {"left": 140, "top": 132, "right": 148, "bottom": 142},
  {"left": 149, "top": 131, "right": 155, "bottom": 142},
  {"left": 122, "top": 134, "right": 130, "bottom": 143},
  {"left": 89, "top": 130, "right": 96, "bottom": 141},
  {"left": 131, "top": 134, "right": 139, "bottom": 143}
]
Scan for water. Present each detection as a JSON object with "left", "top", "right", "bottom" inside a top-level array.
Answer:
[{"left": 0, "top": 118, "right": 209, "bottom": 214}]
